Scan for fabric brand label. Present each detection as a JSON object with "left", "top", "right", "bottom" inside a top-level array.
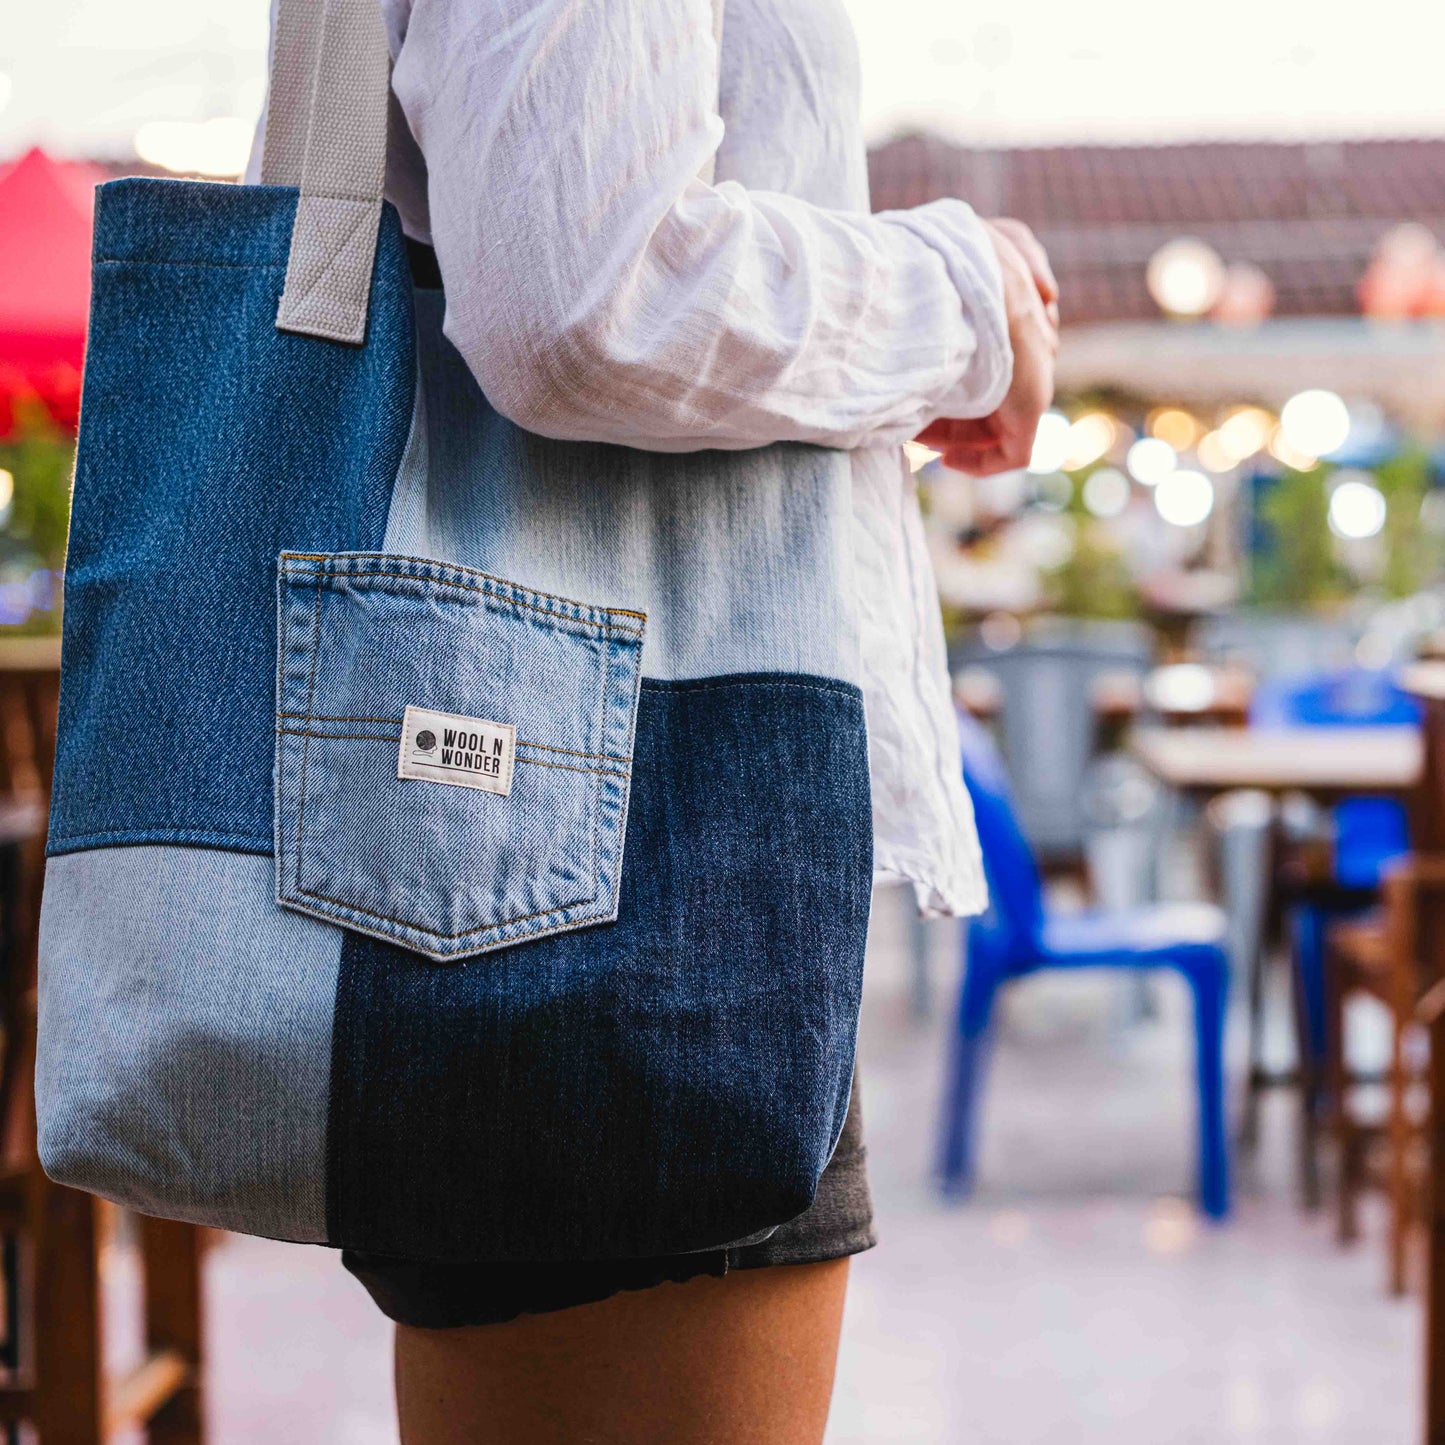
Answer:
[{"left": 398, "top": 705, "right": 515, "bottom": 796}]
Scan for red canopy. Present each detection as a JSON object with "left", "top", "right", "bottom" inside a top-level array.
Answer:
[{"left": 0, "top": 148, "right": 101, "bottom": 433}]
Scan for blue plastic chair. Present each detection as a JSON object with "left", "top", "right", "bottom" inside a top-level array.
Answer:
[
  {"left": 1250, "top": 668, "right": 1417, "bottom": 1069},
  {"left": 939, "top": 714, "right": 1231, "bottom": 1219}
]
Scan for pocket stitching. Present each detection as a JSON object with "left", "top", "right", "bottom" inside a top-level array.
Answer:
[
  {"left": 325, "top": 569, "right": 644, "bottom": 636},
  {"left": 279, "top": 565, "right": 635, "bottom": 947},
  {"left": 589, "top": 629, "right": 608, "bottom": 892},
  {"left": 291, "top": 878, "right": 607, "bottom": 941},
  {"left": 277, "top": 714, "right": 632, "bottom": 765},
  {"left": 277, "top": 729, "right": 629, "bottom": 777},
  {"left": 281, "top": 550, "right": 647, "bottom": 630},
  {"left": 284, "top": 888, "right": 623, "bottom": 957},
  {"left": 292, "top": 570, "right": 327, "bottom": 901},
  {"left": 281, "top": 554, "right": 644, "bottom": 637}
]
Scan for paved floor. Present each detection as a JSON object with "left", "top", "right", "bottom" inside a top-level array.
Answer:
[
  {"left": 112, "top": 888, "right": 1418, "bottom": 1443},
  {"left": 832, "top": 896, "right": 1417, "bottom": 1445}
]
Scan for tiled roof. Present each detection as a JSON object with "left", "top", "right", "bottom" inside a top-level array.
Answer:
[{"left": 867, "top": 135, "right": 1445, "bottom": 324}]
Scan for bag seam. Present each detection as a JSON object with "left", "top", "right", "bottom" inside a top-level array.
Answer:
[
  {"left": 96, "top": 257, "right": 286, "bottom": 272},
  {"left": 276, "top": 728, "right": 629, "bottom": 777},
  {"left": 292, "top": 572, "right": 326, "bottom": 900},
  {"left": 305, "top": 570, "right": 645, "bottom": 636},
  {"left": 292, "top": 880, "right": 603, "bottom": 940},
  {"left": 297, "top": 889, "right": 619, "bottom": 958},
  {"left": 640, "top": 674, "right": 862, "bottom": 698},
  {"left": 281, "top": 552, "right": 647, "bottom": 629},
  {"left": 276, "top": 714, "right": 632, "bottom": 764}
]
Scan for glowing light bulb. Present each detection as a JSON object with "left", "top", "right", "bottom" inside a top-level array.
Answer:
[
  {"left": 1028, "top": 411, "right": 1071, "bottom": 475},
  {"left": 1280, "top": 389, "right": 1351, "bottom": 459},
  {"left": 1148, "top": 408, "right": 1202, "bottom": 452},
  {"left": 1328, "top": 477, "right": 1387, "bottom": 540},
  {"left": 1197, "top": 431, "right": 1236, "bottom": 474},
  {"left": 1216, "top": 406, "right": 1274, "bottom": 463},
  {"left": 1147, "top": 238, "right": 1226, "bottom": 318},
  {"left": 1063, "top": 412, "right": 1117, "bottom": 472},
  {"left": 1268, "top": 425, "right": 1318, "bottom": 473},
  {"left": 1127, "top": 436, "right": 1177, "bottom": 486},
  {"left": 1154, "top": 469, "right": 1214, "bottom": 527}
]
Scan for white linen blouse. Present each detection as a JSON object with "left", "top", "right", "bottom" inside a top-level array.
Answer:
[{"left": 249, "top": 0, "right": 1009, "bottom": 915}]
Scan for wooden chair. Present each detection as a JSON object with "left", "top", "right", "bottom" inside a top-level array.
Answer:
[
  {"left": 1419, "top": 970, "right": 1445, "bottom": 1443},
  {"left": 1322, "top": 668, "right": 1445, "bottom": 1298},
  {"left": 1325, "top": 858, "right": 1445, "bottom": 1295},
  {"left": 0, "top": 640, "right": 207, "bottom": 1444}
]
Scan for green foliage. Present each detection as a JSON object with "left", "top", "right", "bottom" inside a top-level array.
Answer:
[
  {"left": 1043, "top": 469, "right": 1139, "bottom": 618},
  {"left": 1375, "top": 448, "right": 1440, "bottom": 598},
  {"left": 0, "top": 403, "right": 74, "bottom": 634},
  {"left": 1248, "top": 464, "right": 1347, "bottom": 608},
  {"left": 1045, "top": 520, "right": 1140, "bottom": 619},
  {"left": 0, "top": 405, "right": 73, "bottom": 573}
]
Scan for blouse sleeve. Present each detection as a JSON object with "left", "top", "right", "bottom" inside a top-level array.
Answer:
[{"left": 390, "top": 0, "right": 1013, "bottom": 453}]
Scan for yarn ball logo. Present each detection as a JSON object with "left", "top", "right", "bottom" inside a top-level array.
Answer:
[{"left": 415, "top": 729, "right": 438, "bottom": 754}]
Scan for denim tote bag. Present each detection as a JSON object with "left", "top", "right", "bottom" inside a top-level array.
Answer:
[{"left": 36, "top": 0, "right": 873, "bottom": 1262}]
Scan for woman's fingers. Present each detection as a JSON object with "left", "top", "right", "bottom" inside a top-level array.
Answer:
[
  {"left": 942, "top": 443, "right": 1008, "bottom": 476},
  {"left": 914, "top": 417, "right": 957, "bottom": 449},
  {"left": 920, "top": 416, "right": 996, "bottom": 449},
  {"left": 941, "top": 422, "right": 1032, "bottom": 475},
  {"left": 915, "top": 217, "right": 1059, "bottom": 475},
  {"left": 989, "top": 217, "right": 1059, "bottom": 308}
]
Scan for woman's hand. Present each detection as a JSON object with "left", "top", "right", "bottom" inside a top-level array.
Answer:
[{"left": 916, "top": 219, "right": 1059, "bottom": 476}]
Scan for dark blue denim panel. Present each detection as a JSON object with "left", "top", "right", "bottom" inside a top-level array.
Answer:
[
  {"left": 48, "top": 179, "right": 413, "bottom": 856},
  {"left": 326, "top": 673, "right": 873, "bottom": 1261}
]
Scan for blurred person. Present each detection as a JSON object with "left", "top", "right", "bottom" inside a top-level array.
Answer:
[{"left": 246, "top": 1, "right": 1056, "bottom": 1440}]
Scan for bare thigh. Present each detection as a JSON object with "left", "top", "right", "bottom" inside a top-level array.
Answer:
[{"left": 394, "top": 1257, "right": 851, "bottom": 1445}]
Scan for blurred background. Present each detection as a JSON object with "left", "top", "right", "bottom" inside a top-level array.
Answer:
[{"left": 9, "top": 1, "right": 1445, "bottom": 1441}]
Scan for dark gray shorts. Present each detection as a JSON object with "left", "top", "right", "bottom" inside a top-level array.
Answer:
[{"left": 343, "top": 1076, "right": 875, "bottom": 1328}]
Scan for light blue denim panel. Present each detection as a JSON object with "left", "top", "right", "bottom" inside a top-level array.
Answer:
[
  {"left": 36, "top": 846, "right": 339, "bottom": 1242},
  {"left": 275, "top": 552, "right": 645, "bottom": 959},
  {"left": 383, "top": 291, "right": 860, "bottom": 685}
]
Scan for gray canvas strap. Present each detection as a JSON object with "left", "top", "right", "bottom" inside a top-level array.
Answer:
[
  {"left": 262, "top": 0, "right": 390, "bottom": 344},
  {"left": 261, "top": 0, "right": 723, "bottom": 345}
]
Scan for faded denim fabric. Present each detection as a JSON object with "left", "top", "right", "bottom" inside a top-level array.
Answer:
[
  {"left": 276, "top": 552, "right": 644, "bottom": 958},
  {"left": 40, "top": 175, "right": 875, "bottom": 1257},
  {"left": 382, "top": 291, "right": 860, "bottom": 686},
  {"left": 47, "top": 180, "right": 411, "bottom": 857},
  {"left": 37, "top": 848, "right": 340, "bottom": 1243}
]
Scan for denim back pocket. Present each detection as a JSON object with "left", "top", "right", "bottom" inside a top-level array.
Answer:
[{"left": 276, "top": 553, "right": 644, "bottom": 960}]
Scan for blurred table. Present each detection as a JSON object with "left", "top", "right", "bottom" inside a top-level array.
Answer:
[
  {"left": 1132, "top": 725, "right": 1422, "bottom": 801},
  {"left": 1134, "top": 721, "right": 1424, "bottom": 1206},
  {"left": 1143, "top": 663, "right": 1254, "bottom": 729},
  {"left": 1139, "top": 569, "right": 1240, "bottom": 660},
  {"left": 1403, "top": 662, "right": 1445, "bottom": 704}
]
